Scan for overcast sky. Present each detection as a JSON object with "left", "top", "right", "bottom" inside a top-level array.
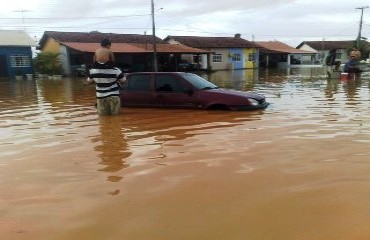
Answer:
[{"left": 0, "top": 0, "right": 369, "bottom": 47}]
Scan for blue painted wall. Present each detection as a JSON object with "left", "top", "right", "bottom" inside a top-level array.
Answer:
[
  {"left": 228, "top": 48, "right": 244, "bottom": 69},
  {"left": 0, "top": 46, "right": 34, "bottom": 77}
]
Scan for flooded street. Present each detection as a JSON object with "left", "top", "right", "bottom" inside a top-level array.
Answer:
[{"left": 2, "top": 67, "right": 370, "bottom": 240}]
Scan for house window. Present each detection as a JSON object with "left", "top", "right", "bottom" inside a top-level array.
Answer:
[
  {"left": 248, "top": 53, "right": 255, "bottom": 61},
  {"left": 212, "top": 54, "right": 222, "bottom": 63},
  {"left": 336, "top": 50, "right": 342, "bottom": 60},
  {"left": 232, "top": 53, "right": 241, "bottom": 62},
  {"left": 193, "top": 55, "right": 201, "bottom": 63},
  {"left": 10, "top": 55, "right": 31, "bottom": 67}
]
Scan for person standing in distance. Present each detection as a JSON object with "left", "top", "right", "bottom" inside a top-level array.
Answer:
[
  {"left": 349, "top": 46, "right": 361, "bottom": 62},
  {"left": 325, "top": 48, "right": 341, "bottom": 71},
  {"left": 87, "top": 38, "right": 126, "bottom": 115}
]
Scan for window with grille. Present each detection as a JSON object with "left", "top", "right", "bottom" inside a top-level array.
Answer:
[
  {"left": 10, "top": 55, "right": 31, "bottom": 67},
  {"left": 232, "top": 53, "right": 241, "bottom": 62},
  {"left": 212, "top": 54, "right": 222, "bottom": 63}
]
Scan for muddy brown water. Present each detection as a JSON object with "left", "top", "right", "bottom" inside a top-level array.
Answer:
[{"left": 2, "top": 68, "right": 370, "bottom": 240}]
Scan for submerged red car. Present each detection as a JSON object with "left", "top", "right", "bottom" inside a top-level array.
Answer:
[{"left": 120, "top": 72, "right": 269, "bottom": 110}]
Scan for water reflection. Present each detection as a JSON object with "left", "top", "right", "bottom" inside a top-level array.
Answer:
[
  {"left": 94, "top": 116, "right": 131, "bottom": 183},
  {"left": 342, "top": 78, "right": 362, "bottom": 102},
  {"left": 117, "top": 108, "right": 264, "bottom": 165},
  {"left": 3, "top": 68, "right": 370, "bottom": 239}
]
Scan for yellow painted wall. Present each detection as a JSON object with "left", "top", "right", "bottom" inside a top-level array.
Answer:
[
  {"left": 42, "top": 38, "right": 60, "bottom": 53},
  {"left": 244, "top": 48, "right": 256, "bottom": 68}
]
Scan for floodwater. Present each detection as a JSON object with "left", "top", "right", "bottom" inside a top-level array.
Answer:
[{"left": 2, "top": 68, "right": 370, "bottom": 240}]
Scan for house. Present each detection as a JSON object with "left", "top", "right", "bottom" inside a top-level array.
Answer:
[
  {"left": 296, "top": 40, "right": 355, "bottom": 65},
  {"left": 163, "top": 34, "right": 260, "bottom": 70},
  {"left": 37, "top": 31, "right": 209, "bottom": 76},
  {"left": 296, "top": 40, "right": 370, "bottom": 65},
  {"left": 0, "top": 30, "right": 37, "bottom": 78},
  {"left": 256, "top": 41, "right": 317, "bottom": 68}
]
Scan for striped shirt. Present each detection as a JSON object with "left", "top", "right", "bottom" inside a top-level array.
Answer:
[{"left": 88, "top": 62, "right": 124, "bottom": 99}]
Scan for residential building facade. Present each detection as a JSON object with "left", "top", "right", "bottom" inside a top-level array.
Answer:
[
  {"left": 256, "top": 41, "right": 317, "bottom": 68},
  {"left": 164, "top": 34, "right": 260, "bottom": 71},
  {"left": 37, "top": 31, "right": 209, "bottom": 76},
  {"left": 296, "top": 40, "right": 370, "bottom": 65},
  {"left": 0, "top": 30, "right": 36, "bottom": 78}
]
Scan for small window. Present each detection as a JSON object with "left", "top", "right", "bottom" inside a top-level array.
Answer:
[
  {"left": 10, "top": 55, "right": 30, "bottom": 67},
  {"left": 336, "top": 50, "right": 342, "bottom": 60},
  {"left": 155, "top": 75, "right": 183, "bottom": 92},
  {"left": 126, "top": 74, "right": 151, "bottom": 91},
  {"left": 248, "top": 53, "right": 255, "bottom": 61},
  {"left": 193, "top": 55, "right": 201, "bottom": 63},
  {"left": 232, "top": 53, "right": 241, "bottom": 62},
  {"left": 212, "top": 54, "right": 222, "bottom": 63}
]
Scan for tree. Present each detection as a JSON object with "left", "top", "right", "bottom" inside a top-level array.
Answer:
[{"left": 33, "top": 52, "right": 63, "bottom": 75}]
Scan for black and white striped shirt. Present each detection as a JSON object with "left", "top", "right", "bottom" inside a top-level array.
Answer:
[{"left": 87, "top": 62, "right": 125, "bottom": 99}]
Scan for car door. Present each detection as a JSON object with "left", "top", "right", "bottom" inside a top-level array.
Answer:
[
  {"left": 121, "top": 73, "right": 160, "bottom": 107},
  {"left": 154, "top": 74, "right": 198, "bottom": 108}
]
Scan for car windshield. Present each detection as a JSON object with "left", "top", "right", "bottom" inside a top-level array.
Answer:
[{"left": 181, "top": 73, "right": 218, "bottom": 90}]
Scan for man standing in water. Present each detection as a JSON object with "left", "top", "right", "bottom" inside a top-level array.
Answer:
[{"left": 87, "top": 38, "right": 126, "bottom": 115}]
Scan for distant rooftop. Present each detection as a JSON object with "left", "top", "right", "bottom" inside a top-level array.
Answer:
[
  {"left": 296, "top": 40, "right": 359, "bottom": 50},
  {"left": 164, "top": 35, "right": 258, "bottom": 48},
  {"left": 38, "top": 31, "right": 164, "bottom": 49},
  {"left": 0, "top": 30, "right": 37, "bottom": 46},
  {"left": 256, "top": 41, "right": 315, "bottom": 54}
]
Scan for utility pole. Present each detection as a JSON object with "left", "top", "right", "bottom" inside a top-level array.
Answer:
[
  {"left": 356, "top": 6, "right": 369, "bottom": 48},
  {"left": 14, "top": 9, "right": 30, "bottom": 30},
  {"left": 151, "top": 0, "right": 158, "bottom": 72}
]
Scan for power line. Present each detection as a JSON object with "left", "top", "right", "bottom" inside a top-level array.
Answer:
[{"left": 0, "top": 14, "right": 150, "bottom": 20}]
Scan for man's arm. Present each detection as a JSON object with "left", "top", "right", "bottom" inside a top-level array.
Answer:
[
  {"left": 116, "top": 68, "right": 127, "bottom": 84},
  {"left": 110, "top": 51, "right": 115, "bottom": 63}
]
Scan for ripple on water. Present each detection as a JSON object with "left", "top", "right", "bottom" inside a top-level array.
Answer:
[{"left": 2, "top": 72, "right": 370, "bottom": 239}]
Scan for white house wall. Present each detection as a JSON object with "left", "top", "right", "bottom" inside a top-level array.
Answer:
[
  {"left": 210, "top": 48, "right": 230, "bottom": 70},
  {"left": 59, "top": 45, "right": 71, "bottom": 75},
  {"left": 298, "top": 44, "right": 317, "bottom": 52}
]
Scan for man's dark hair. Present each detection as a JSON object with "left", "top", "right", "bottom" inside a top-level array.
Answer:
[{"left": 101, "top": 38, "right": 111, "bottom": 47}]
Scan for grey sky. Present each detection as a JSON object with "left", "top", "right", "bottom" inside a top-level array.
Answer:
[{"left": 0, "top": 0, "right": 369, "bottom": 47}]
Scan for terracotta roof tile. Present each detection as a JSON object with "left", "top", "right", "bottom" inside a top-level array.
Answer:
[
  {"left": 256, "top": 41, "right": 315, "bottom": 54},
  {"left": 165, "top": 35, "right": 258, "bottom": 48},
  {"left": 61, "top": 42, "right": 147, "bottom": 53},
  {"left": 39, "top": 31, "right": 163, "bottom": 49},
  {"left": 61, "top": 42, "right": 209, "bottom": 54},
  {"left": 134, "top": 43, "right": 210, "bottom": 53}
]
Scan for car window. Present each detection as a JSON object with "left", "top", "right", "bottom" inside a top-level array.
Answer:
[
  {"left": 126, "top": 74, "right": 151, "bottom": 91},
  {"left": 155, "top": 75, "right": 184, "bottom": 92}
]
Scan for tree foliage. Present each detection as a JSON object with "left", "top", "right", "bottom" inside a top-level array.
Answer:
[{"left": 33, "top": 52, "right": 63, "bottom": 75}]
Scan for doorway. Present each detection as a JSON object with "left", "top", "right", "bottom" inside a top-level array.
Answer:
[{"left": 0, "top": 55, "right": 7, "bottom": 77}]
